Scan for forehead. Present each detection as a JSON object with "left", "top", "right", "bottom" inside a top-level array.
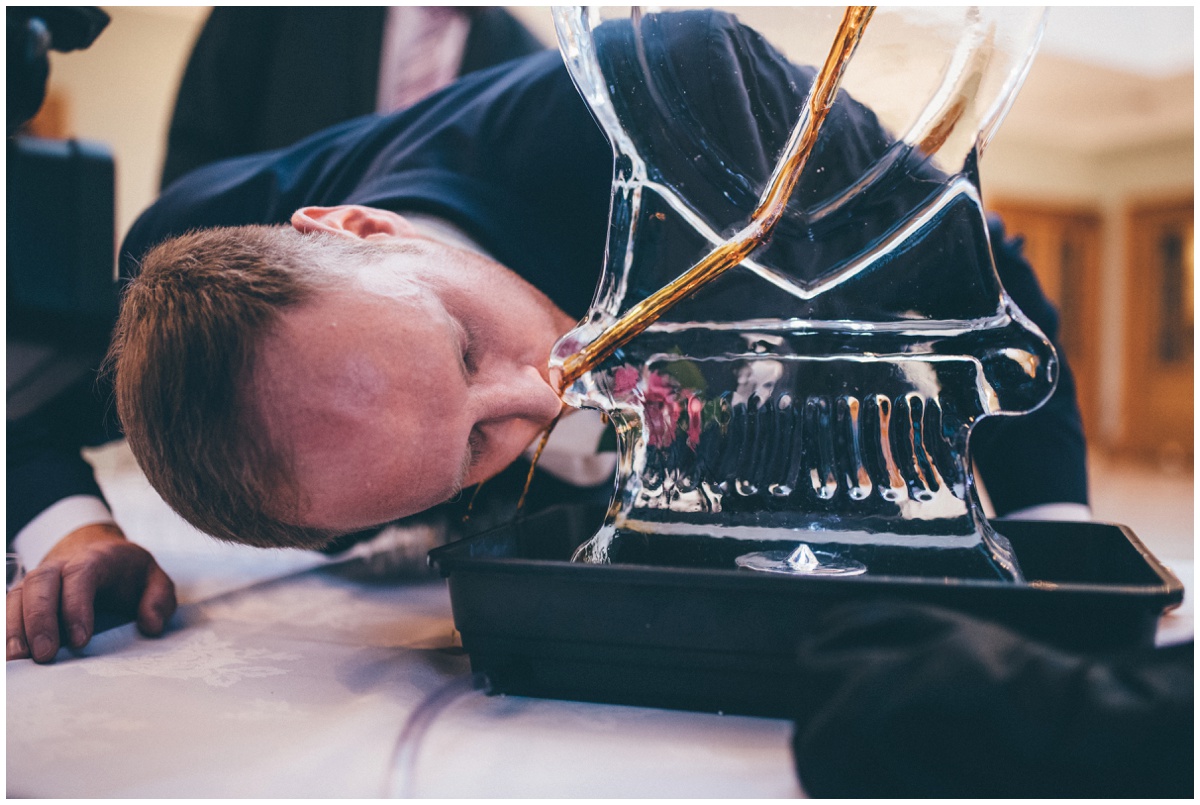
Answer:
[{"left": 261, "top": 286, "right": 452, "bottom": 384}]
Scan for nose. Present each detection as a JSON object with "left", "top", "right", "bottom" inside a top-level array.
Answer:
[{"left": 470, "top": 363, "right": 563, "bottom": 428}]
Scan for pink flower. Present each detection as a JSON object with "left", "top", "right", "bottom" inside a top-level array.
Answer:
[
  {"left": 611, "top": 365, "right": 640, "bottom": 396},
  {"left": 683, "top": 390, "right": 704, "bottom": 450},
  {"left": 643, "top": 371, "right": 682, "bottom": 448}
]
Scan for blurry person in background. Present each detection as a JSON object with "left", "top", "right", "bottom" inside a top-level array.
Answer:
[{"left": 161, "top": 7, "right": 544, "bottom": 187}]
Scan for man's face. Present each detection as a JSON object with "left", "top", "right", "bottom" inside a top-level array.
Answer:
[{"left": 252, "top": 238, "right": 572, "bottom": 533}]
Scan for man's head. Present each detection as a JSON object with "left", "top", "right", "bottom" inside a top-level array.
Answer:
[{"left": 110, "top": 206, "right": 571, "bottom": 549}]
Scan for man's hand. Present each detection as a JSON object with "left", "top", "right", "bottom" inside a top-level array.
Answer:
[{"left": 6, "top": 524, "right": 176, "bottom": 663}]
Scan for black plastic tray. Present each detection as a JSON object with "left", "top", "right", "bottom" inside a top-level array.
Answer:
[{"left": 429, "top": 504, "right": 1183, "bottom": 717}]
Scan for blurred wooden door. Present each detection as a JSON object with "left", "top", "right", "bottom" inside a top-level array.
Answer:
[
  {"left": 988, "top": 201, "right": 1102, "bottom": 441},
  {"left": 1121, "top": 198, "right": 1194, "bottom": 461}
]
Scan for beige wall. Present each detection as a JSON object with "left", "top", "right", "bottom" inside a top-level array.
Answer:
[
  {"left": 41, "top": 7, "right": 207, "bottom": 241},
  {"left": 984, "top": 136, "right": 1195, "bottom": 201}
]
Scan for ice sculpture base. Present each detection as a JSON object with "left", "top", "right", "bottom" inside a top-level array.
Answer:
[
  {"left": 572, "top": 519, "right": 1020, "bottom": 582},
  {"left": 735, "top": 545, "right": 868, "bottom": 576},
  {"left": 429, "top": 504, "right": 1182, "bottom": 718}
]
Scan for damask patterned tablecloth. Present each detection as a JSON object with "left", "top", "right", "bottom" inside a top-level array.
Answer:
[
  {"left": 6, "top": 558, "right": 803, "bottom": 798},
  {"left": 9, "top": 444, "right": 802, "bottom": 797}
]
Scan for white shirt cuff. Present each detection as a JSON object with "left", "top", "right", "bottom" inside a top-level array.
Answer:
[
  {"left": 11, "top": 495, "right": 117, "bottom": 569},
  {"left": 1001, "top": 502, "right": 1093, "bottom": 522}
]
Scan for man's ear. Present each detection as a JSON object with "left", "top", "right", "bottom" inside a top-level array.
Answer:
[{"left": 290, "top": 205, "right": 423, "bottom": 240}]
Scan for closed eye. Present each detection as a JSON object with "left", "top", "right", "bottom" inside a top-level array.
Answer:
[
  {"left": 460, "top": 322, "right": 482, "bottom": 376},
  {"left": 449, "top": 313, "right": 479, "bottom": 379},
  {"left": 462, "top": 346, "right": 478, "bottom": 376}
]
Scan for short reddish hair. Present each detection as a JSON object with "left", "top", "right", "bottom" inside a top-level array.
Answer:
[{"left": 109, "top": 225, "right": 379, "bottom": 549}]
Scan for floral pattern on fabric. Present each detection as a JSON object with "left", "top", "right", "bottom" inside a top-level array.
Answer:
[{"left": 82, "top": 629, "right": 300, "bottom": 687}]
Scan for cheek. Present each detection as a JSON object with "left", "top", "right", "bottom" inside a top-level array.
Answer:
[
  {"left": 289, "top": 405, "right": 471, "bottom": 529},
  {"left": 298, "top": 456, "right": 456, "bottom": 530},
  {"left": 371, "top": 411, "right": 469, "bottom": 501}
]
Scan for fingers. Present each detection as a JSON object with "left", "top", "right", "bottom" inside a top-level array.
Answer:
[
  {"left": 7, "top": 587, "right": 30, "bottom": 660},
  {"left": 18, "top": 564, "right": 64, "bottom": 663},
  {"left": 9, "top": 530, "right": 179, "bottom": 665},
  {"left": 135, "top": 563, "right": 177, "bottom": 637},
  {"left": 59, "top": 558, "right": 101, "bottom": 650}
]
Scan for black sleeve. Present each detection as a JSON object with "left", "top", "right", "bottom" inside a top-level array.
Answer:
[
  {"left": 790, "top": 601, "right": 1192, "bottom": 798},
  {"left": 7, "top": 371, "right": 122, "bottom": 543},
  {"left": 972, "top": 217, "right": 1089, "bottom": 514}
]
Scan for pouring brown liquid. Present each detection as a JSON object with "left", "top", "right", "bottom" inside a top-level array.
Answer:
[
  {"left": 515, "top": 6, "right": 878, "bottom": 513},
  {"left": 556, "top": 6, "right": 877, "bottom": 390}
]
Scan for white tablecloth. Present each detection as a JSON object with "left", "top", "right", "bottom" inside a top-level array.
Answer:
[
  {"left": 6, "top": 562, "right": 802, "bottom": 798},
  {"left": 8, "top": 445, "right": 802, "bottom": 797}
]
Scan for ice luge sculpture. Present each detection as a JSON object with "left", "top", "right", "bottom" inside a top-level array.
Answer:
[{"left": 550, "top": 7, "right": 1053, "bottom": 580}]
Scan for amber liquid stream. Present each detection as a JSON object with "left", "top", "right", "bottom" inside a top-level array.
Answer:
[
  {"left": 516, "top": 6, "right": 877, "bottom": 512},
  {"left": 557, "top": 5, "right": 876, "bottom": 390}
]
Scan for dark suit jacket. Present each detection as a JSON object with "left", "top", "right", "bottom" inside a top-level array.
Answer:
[{"left": 160, "top": 7, "right": 544, "bottom": 188}]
